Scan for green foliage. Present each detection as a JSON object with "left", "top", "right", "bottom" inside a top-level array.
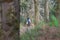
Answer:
[
  {"left": 21, "top": 3, "right": 27, "bottom": 10},
  {"left": 49, "top": 2, "right": 59, "bottom": 27},
  {"left": 20, "top": 26, "right": 39, "bottom": 40},
  {"left": 20, "top": 0, "right": 28, "bottom": 10},
  {"left": 49, "top": 14, "right": 58, "bottom": 27},
  {"left": 20, "top": 15, "right": 26, "bottom": 23},
  {"left": 20, "top": 24, "right": 43, "bottom": 40}
]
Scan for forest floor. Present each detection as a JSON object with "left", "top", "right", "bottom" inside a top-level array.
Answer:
[
  {"left": 20, "top": 24, "right": 60, "bottom": 40},
  {"left": 35, "top": 27, "right": 60, "bottom": 40},
  {"left": 20, "top": 24, "right": 34, "bottom": 35}
]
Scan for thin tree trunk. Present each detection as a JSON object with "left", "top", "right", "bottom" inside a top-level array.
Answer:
[
  {"left": 0, "top": 2, "right": 2, "bottom": 27},
  {"left": 44, "top": 0, "right": 49, "bottom": 23}
]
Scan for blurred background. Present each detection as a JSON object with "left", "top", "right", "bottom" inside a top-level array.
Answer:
[{"left": 0, "top": 0, "right": 60, "bottom": 40}]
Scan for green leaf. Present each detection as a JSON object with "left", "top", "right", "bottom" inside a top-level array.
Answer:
[{"left": 50, "top": 15, "right": 58, "bottom": 27}]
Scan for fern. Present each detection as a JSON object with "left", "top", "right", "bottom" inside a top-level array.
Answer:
[{"left": 50, "top": 14, "right": 59, "bottom": 27}]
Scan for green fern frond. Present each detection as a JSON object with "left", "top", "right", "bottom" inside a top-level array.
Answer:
[{"left": 50, "top": 15, "right": 59, "bottom": 27}]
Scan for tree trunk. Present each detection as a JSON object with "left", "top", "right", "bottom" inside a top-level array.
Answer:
[
  {"left": 0, "top": 2, "right": 2, "bottom": 27},
  {"left": 1, "top": 0, "right": 20, "bottom": 40},
  {"left": 13, "top": 0, "right": 20, "bottom": 23},
  {"left": 34, "top": 0, "right": 40, "bottom": 25},
  {"left": 55, "top": 0, "right": 60, "bottom": 26},
  {"left": 44, "top": 0, "right": 49, "bottom": 23}
]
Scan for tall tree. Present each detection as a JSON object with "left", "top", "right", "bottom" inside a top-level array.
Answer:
[
  {"left": 44, "top": 0, "right": 49, "bottom": 23},
  {"left": 34, "top": 0, "right": 40, "bottom": 25},
  {"left": 1, "top": 0, "right": 20, "bottom": 40}
]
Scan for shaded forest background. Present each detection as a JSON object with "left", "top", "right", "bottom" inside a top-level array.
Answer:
[
  {"left": 20, "top": 0, "right": 60, "bottom": 40},
  {"left": 20, "top": 0, "right": 60, "bottom": 27},
  {"left": 0, "top": 0, "right": 60, "bottom": 40}
]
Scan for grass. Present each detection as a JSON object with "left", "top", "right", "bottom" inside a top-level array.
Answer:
[{"left": 20, "top": 29, "right": 40, "bottom": 40}]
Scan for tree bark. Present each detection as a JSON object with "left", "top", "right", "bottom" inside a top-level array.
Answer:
[
  {"left": 34, "top": 0, "right": 40, "bottom": 25},
  {"left": 1, "top": 0, "right": 20, "bottom": 40},
  {"left": 44, "top": 0, "right": 49, "bottom": 23}
]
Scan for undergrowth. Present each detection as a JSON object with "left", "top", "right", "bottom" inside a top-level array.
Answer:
[{"left": 20, "top": 21, "right": 45, "bottom": 40}]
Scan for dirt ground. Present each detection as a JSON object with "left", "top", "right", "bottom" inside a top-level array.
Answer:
[{"left": 35, "top": 26, "right": 60, "bottom": 40}]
